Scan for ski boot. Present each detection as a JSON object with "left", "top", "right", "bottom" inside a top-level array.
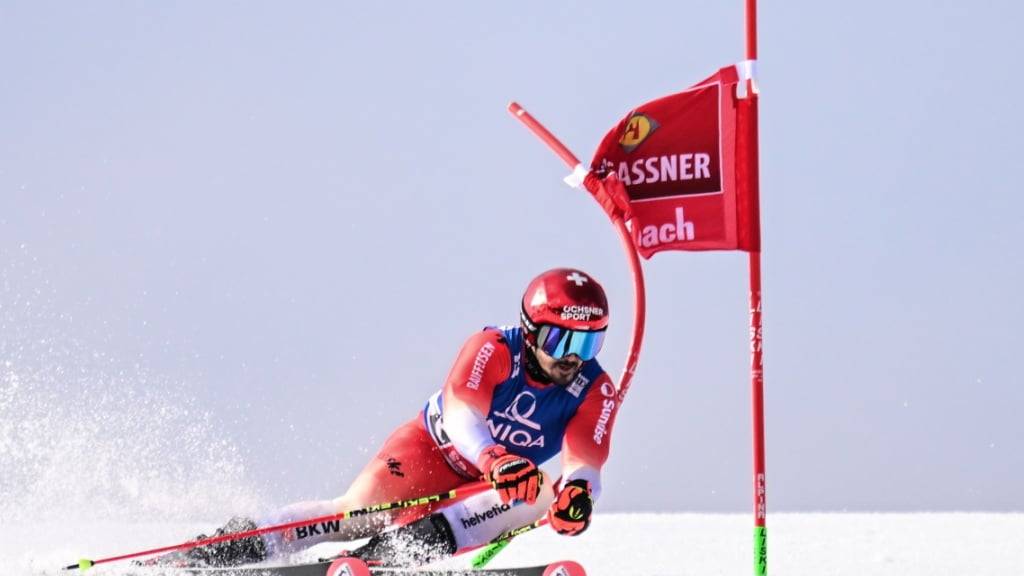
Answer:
[
  {"left": 141, "top": 516, "right": 267, "bottom": 568},
  {"left": 350, "top": 513, "right": 457, "bottom": 568}
]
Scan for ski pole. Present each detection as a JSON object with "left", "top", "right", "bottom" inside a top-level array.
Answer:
[
  {"left": 64, "top": 480, "right": 491, "bottom": 571},
  {"left": 469, "top": 518, "right": 548, "bottom": 569}
]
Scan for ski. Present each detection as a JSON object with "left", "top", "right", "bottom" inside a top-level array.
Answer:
[
  {"left": 370, "top": 560, "right": 585, "bottom": 576},
  {"left": 125, "top": 558, "right": 585, "bottom": 576}
]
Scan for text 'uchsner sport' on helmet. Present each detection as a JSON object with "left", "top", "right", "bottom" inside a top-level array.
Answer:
[{"left": 521, "top": 268, "right": 609, "bottom": 333}]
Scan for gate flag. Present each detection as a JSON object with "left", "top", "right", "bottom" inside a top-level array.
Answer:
[{"left": 590, "top": 64, "right": 760, "bottom": 257}]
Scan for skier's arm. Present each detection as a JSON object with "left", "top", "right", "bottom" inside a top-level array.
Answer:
[
  {"left": 440, "top": 329, "right": 509, "bottom": 465},
  {"left": 559, "top": 373, "right": 620, "bottom": 502}
]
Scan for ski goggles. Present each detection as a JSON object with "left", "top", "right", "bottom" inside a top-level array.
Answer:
[{"left": 535, "top": 325, "right": 606, "bottom": 361}]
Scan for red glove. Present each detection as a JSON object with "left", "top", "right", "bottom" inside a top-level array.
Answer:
[
  {"left": 547, "top": 479, "right": 593, "bottom": 536},
  {"left": 478, "top": 446, "right": 542, "bottom": 505}
]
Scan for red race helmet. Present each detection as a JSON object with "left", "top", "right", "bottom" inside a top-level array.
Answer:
[{"left": 521, "top": 268, "right": 608, "bottom": 361}]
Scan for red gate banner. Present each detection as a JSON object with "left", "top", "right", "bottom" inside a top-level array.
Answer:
[{"left": 591, "top": 64, "right": 760, "bottom": 257}]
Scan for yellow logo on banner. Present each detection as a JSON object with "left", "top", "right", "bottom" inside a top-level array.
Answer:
[{"left": 619, "top": 113, "right": 659, "bottom": 153}]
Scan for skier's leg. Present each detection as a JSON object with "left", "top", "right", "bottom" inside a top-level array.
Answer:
[
  {"left": 257, "top": 499, "right": 351, "bottom": 558},
  {"left": 351, "top": 470, "right": 556, "bottom": 567},
  {"left": 262, "top": 416, "right": 467, "bottom": 556},
  {"left": 436, "top": 470, "right": 555, "bottom": 548},
  {"left": 336, "top": 415, "right": 469, "bottom": 526}
]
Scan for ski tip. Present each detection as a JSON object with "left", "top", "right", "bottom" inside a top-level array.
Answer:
[
  {"left": 542, "top": 560, "right": 586, "bottom": 576},
  {"left": 326, "top": 557, "right": 372, "bottom": 576}
]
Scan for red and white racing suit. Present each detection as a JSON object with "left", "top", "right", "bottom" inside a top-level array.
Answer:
[{"left": 261, "top": 327, "right": 621, "bottom": 554}]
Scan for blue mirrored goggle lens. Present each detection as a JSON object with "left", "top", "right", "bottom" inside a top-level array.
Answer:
[{"left": 536, "top": 326, "right": 606, "bottom": 361}]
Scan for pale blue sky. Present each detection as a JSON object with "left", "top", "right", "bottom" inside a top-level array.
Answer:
[{"left": 2, "top": 1, "right": 1021, "bottom": 513}]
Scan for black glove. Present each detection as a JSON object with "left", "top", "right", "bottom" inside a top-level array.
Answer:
[{"left": 547, "top": 479, "right": 592, "bottom": 536}]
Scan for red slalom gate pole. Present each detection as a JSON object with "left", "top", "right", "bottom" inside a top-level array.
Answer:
[
  {"left": 508, "top": 103, "right": 586, "bottom": 174},
  {"left": 471, "top": 103, "right": 645, "bottom": 570},
  {"left": 750, "top": 253, "right": 767, "bottom": 576},
  {"left": 507, "top": 102, "right": 646, "bottom": 405},
  {"left": 745, "top": 0, "right": 768, "bottom": 575}
]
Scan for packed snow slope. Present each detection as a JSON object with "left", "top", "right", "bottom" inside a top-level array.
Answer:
[{"left": 2, "top": 513, "right": 1023, "bottom": 576}]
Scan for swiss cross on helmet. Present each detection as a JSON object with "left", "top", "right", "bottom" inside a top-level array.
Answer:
[{"left": 521, "top": 268, "right": 608, "bottom": 361}]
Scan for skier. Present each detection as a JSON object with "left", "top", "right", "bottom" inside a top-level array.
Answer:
[{"left": 161, "top": 268, "right": 621, "bottom": 568}]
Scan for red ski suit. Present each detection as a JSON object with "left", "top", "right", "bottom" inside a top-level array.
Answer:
[{"left": 339, "top": 328, "right": 620, "bottom": 524}]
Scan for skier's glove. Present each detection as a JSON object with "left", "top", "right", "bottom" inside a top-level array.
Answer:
[
  {"left": 547, "top": 479, "right": 593, "bottom": 536},
  {"left": 478, "top": 446, "right": 543, "bottom": 505}
]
